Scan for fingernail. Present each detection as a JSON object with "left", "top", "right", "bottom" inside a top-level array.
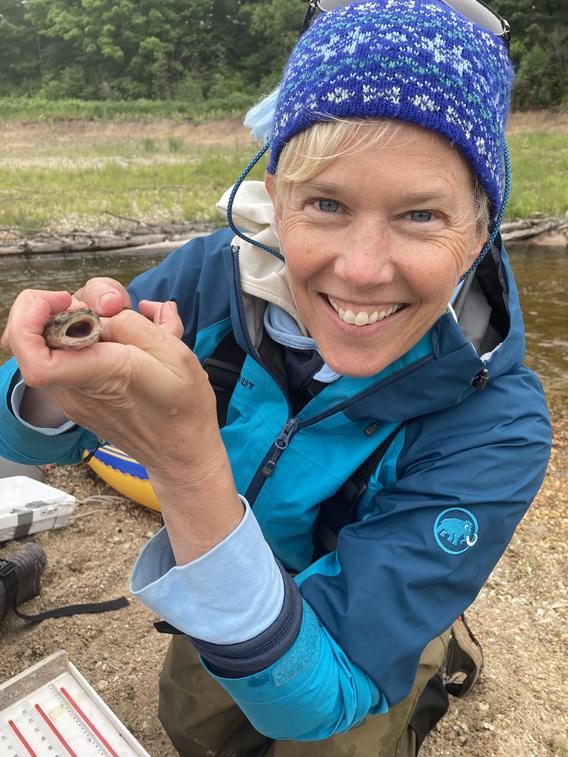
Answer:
[{"left": 99, "top": 291, "right": 117, "bottom": 309}]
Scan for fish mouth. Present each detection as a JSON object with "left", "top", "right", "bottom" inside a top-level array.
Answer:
[{"left": 43, "top": 308, "right": 102, "bottom": 350}]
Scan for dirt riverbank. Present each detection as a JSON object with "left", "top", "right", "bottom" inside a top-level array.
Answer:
[{"left": 0, "top": 403, "right": 566, "bottom": 756}]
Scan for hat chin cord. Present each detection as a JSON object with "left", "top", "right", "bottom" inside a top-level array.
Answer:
[
  {"left": 460, "top": 142, "right": 511, "bottom": 282},
  {"left": 226, "top": 141, "right": 284, "bottom": 261}
]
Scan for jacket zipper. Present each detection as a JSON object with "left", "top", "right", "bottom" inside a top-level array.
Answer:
[
  {"left": 262, "top": 418, "right": 299, "bottom": 477},
  {"left": 243, "top": 353, "right": 433, "bottom": 504},
  {"left": 231, "top": 244, "right": 434, "bottom": 504},
  {"left": 231, "top": 245, "right": 262, "bottom": 360}
]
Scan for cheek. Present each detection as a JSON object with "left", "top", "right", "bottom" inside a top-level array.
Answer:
[
  {"left": 408, "top": 240, "right": 471, "bottom": 293},
  {"left": 282, "top": 235, "right": 328, "bottom": 291}
]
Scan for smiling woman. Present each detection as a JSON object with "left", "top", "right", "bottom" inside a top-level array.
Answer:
[
  {"left": 265, "top": 122, "right": 487, "bottom": 377},
  {"left": 0, "top": 1, "right": 552, "bottom": 756}
]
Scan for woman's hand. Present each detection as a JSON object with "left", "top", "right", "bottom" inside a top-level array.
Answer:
[
  {"left": 1, "top": 283, "right": 243, "bottom": 563},
  {"left": 2, "top": 285, "right": 213, "bottom": 472}
]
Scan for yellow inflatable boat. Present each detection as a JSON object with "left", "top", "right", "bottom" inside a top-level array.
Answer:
[{"left": 87, "top": 443, "right": 160, "bottom": 512}]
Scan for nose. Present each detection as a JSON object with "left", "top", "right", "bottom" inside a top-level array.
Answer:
[{"left": 334, "top": 219, "right": 396, "bottom": 289}]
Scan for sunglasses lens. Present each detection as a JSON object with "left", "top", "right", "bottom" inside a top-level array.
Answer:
[
  {"left": 317, "top": 0, "right": 348, "bottom": 10},
  {"left": 443, "top": 0, "right": 504, "bottom": 34},
  {"left": 315, "top": 0, "right": 505, "bottom": 36}
]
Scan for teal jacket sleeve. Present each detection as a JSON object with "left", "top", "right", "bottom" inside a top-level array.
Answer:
[
  {"left": 0, "top": 358, "right": 99, "bottom": 465},
  {"left": 206, "top": 598, "right": 388, "bottom": 740}
]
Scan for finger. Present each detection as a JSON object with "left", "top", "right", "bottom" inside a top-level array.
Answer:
[
  {"left": 138, "top": 300, "right": 184, "bottom": 339},
  {"left": 6, "top": 296, "right": 71, "bottom": 381},
  {"left": 102, "top": 309, "right": 194, "bottom": 376},
  {"left": 1, "top": 290, "right": 72, "bottom": 353},
  {"left": 74, "top": 277, "right": 131, "bottom": 317}
]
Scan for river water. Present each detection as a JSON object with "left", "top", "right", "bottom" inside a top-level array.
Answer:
[{"left": 0, "top": 242, "right": 566, "bottom": 397}]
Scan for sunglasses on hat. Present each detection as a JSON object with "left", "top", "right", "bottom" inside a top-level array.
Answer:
[{"left": 302, "top": 0, "right": 511, "bottom": 48}]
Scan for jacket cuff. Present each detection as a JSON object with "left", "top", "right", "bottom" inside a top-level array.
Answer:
[{"left": 191, "top": 562, "right": 303, "bottom": 678}]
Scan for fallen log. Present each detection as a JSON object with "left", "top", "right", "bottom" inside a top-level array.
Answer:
[
  {"left": 502, "top": 217, "right": 567, "bottom": 242},
  {"left": 1, "top": 216, "right": 566, "bottom": 256},
  {"left": 0, "top": 222, "right": 214, "bottom": 256}
]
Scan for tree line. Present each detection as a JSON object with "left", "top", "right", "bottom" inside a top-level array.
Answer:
[{"left": 0, "top": 0, "right": 566, "bottom": 110}]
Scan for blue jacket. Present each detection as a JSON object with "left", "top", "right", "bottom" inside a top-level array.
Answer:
[{"left": 0, "top": 227, "right": 551, "bottom": 740}]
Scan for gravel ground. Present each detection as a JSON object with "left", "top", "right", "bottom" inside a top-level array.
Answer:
[{"left": 0, "top": 408, "right": 566, "bottom": 757}]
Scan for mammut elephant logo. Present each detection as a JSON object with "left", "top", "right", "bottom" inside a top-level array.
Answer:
[{"left": 434, "top": 508, "right": 479, "bottom": 555}]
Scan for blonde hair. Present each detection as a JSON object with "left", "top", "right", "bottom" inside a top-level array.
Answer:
[{"left": 273, "top": 119, "right": 491, "bottom": 233}]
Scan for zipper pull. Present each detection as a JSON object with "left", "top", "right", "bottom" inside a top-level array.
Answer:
[{"left": 262, "top": 419, "right": 298, "bottom": 477}]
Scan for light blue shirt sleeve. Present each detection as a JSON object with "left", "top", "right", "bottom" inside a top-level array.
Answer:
[
  {"left": 130, "top": 488, "right": 388, "bottom": 741},
  {"left": 131, "top": 498, "right": 285, "bottom": 643}
]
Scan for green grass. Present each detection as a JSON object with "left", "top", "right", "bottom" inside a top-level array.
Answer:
[
  {"left": 0, "top": 143, "right": 267, "bottom": 231},
  {"left": 0, "top": 96, "right": 257, "bottom": 123},
  {"left": 0, "top": 120, "right": 565, "bottom": 235},
  {"left": 507, "top": 131, "right": 568, "bottom": 219}
]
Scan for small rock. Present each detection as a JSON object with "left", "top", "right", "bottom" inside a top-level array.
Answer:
[
  {"left": 481, "top": 722, "right": 494, "bottom": 732},
  {"left": 97, "top": 680, "right": 108, "bottom": 691},
  {"left": 478, "top": 702, "right": 490, "bottom": 712}
]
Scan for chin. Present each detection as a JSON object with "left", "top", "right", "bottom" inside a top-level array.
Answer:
[{"left": 323, "top": 351, "right": 391, "bottom": 378}]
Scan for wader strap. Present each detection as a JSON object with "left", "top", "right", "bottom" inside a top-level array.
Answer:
[
  {"left": 202, "top": 331, "right": 247, "bottom": 427},
  {"left": 0, "top": 559, "right": 128, "bottom": 625},
  {"left": 313, "top": 425, "right": 402, "bottom": 559}
]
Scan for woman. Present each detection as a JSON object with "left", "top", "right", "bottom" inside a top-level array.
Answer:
[{"left": 0, "top": 0, "right": 551, "bottom": 754}]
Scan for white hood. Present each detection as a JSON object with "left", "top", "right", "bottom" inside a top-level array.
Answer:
[{"left": 217, "top": 181, "right": 309, "bottom": 336}]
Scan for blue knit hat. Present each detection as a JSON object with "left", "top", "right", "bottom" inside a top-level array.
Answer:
[{"left": 266, "top": 0, "right": 514, "bottom": 217}]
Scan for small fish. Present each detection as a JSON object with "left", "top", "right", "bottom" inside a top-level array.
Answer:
[{"left": 43, "top": 308, "right": 102, "bottom": 350}]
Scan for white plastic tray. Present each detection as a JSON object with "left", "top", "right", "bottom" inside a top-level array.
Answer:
[
  {"left": 0, "top": 650, "right": 150, "bottom": 756},
  {"left": 0, "top": 476, "right": 77, "bottom": 542}
]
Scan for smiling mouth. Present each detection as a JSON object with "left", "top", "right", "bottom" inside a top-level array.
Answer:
[{"left": 327, "top": 296, "right": 406, "bottom": 326}]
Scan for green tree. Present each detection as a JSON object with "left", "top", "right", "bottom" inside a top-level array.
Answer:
[
  {"left": 0, "top": 0, "right": 41, "bottom": 93},
  {"left": 492, "top": 0, "right": 568, "bottom": 108}
]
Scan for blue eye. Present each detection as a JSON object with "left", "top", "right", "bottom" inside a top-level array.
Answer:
[
  {"left": 410, "top": 210, "right": 433, "bottom": 222},
  {"left": 318, "top": 199, "right": 339, "bottom": 213}
]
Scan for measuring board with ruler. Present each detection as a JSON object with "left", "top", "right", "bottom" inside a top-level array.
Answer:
[{"left": 0, "top": 650, "right": 150, "bottom": 757}]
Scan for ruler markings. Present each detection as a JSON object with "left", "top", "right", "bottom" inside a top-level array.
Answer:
[
  {"left": 35, "top": 702, "right": 77, "bottom": 757},
  {"left": 60, "top": 687, "right": 120, "bottom": 757},
  {"left": 48, "top": 683, "right": 107, "bottom": 757}
]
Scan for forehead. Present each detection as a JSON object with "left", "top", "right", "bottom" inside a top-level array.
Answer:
[{"left": 292, "top": 122, "right": 475, "bottom": 203}]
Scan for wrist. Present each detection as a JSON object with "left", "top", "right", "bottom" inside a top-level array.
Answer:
[
  {"left": 146, "top": 434, "right": 231, "bottom": 493},
  {"left": 147, "top": 440, "right": 243, "bottom": 564}
]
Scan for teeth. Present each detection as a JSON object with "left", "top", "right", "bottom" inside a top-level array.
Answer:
[
  {"left": 343, "top": 309, "right": 355, "bottom": 324},
  {"left": 328, "top": 297, "right": 400, "bottom": 326}
]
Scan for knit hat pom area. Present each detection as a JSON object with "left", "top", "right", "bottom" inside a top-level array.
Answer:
[{"left": 268, "top": 0, "right": 513, "bottom": 216}]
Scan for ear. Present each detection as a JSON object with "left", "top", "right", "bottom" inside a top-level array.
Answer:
[
  {"left": 462, "top": 227, "right": 488, "bottom": 277},
  {"left": 264, "top": 171, "right": 282, "bottom": 227}
]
